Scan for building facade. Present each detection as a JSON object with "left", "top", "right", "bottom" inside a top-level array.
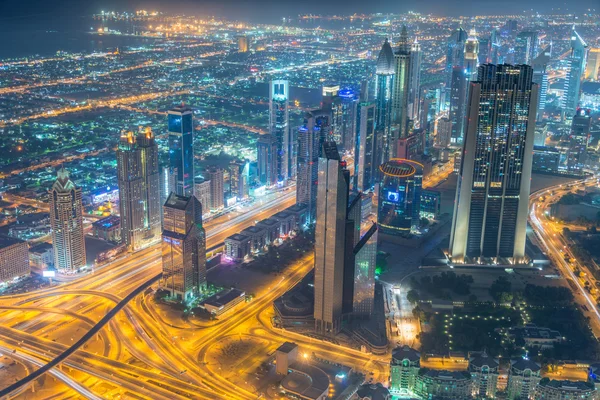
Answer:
[
  {"left": 449, "top": 64, "right": 538, "bottom": 264},
  {"left": 296, "top": 112, "right": 321, "bottom": 223},
  {"left": 390, "top": 346, "right": 421, "bottom": 394},
  {"left": 562, "top": 27, "right": 588, "bottom": 117},
  {"left": 257, "top": 134, "right": 278, "bottom": 186},
  {"left": 168, "top": 105, "right": 194, "bottom": 197},
  {"left": 375, "top": 39, "right": 395, "bottom": 164},
  {"left": 207, "top": 167, "right": 224, "bottom": 211},
  {"left": 354, "top": 100, "right": 377, "bottom": 192},
  {"left": 0, "top": 236, "right": 29, "bottom": 284},
  {"left": 269, "top": 80, "right": 292, "bottom": 181}
]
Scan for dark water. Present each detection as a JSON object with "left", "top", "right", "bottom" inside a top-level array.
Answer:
[{"left": 0, "top": 16, "right": 161, "bottom": 60}]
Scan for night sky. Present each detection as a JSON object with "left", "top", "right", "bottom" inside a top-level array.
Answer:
[{"left": 0, "top": 0, "right": 597, "bottom": 24}]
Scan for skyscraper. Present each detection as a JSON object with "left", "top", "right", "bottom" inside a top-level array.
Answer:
[
  {"left": 338, "top": 88, "right": 359, "bottom": 152},
  {"left": 375, "top": 38, "right": 395, "bottom": 164},
  {"left": 532, "top": 49, "right": 550, "bottom": 121},
  {"left": 585, "top": 48, "right": 600, "bottom": 81},
  {"left": 207, "top": 167, "right": 224, "bottom": 211},
  {"left": 117, "top": 129, "right": 161, "bottom": 252},
  {"left": 256, "top": 134, "right": 278, "bottom": 186},
  {"left": 408, "top": 38, "right": 422, "bottom": 125},
  {"left": 391, "top": 26, "right": 413, "bottom": 152},
  {"left": 162, "top": 193, "right": 206, "bottom": 301},
  {"left": 296, "top": 111, "right": 324, "bottom": 222},
  {"left": 562, "top": 27, "right": 588, "bottom": 117},
  {"left": 449, "top": 64, "right": 538, "bottom": 264},
  {"left": 352, "top": 223, "right": 378, "bottom": 318},
  {"left": 514, "top": 31, "right": 538, "bottom": 65},
  {"left": 314, "top": 142, "right": 348, "bottom": 335},
  {"left": 168, "top": 105, "right": 194, "bottom": 197},
  {"left": 566, "top": 108, "right": 592, "bottom": 174},
  {"left": 445, "top": 26, "right": 468, "bottom": 103},
  {"left": 269, "top": 79, "right": 291, "bottom": 181},
  {"left": 49, "top": 168, "right": 86, "bottom": 272},
  {"left": 354, "top": 101, "right": 377, "bottom": 192}
]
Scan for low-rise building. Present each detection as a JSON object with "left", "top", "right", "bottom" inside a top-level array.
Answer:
[
  {"left": 0, "top": 235, "right": 30, "bottom": 284},
  {"left": 273, "top": 210, "right": 296, "bottom": 237},
  {"left": 507, "top": 358, "right": 542, "bottom": 400},
  {"left": 202, "top": 288, "right": 245, "bottom": 316},
  {"left": 507, "top": 324, "right": 563, "bottom": 349},
  {"left": 280, "top": 362, "right": 330, "bottom": 400},
  {"left": 390, "top": 346, "right": 421, "bottom": 394},
  {"left": 354, "top": 383, "right": 391, "bottom": 400},
  {"left": 469, "top": 351, "right": 499, "bottom": 399},
  {"left": 276, "top": 342, "right": 299, "bottom": 375},
  {"left": 92, "top": 215, "right": 121, "bottom": 243},
  {"left": 256, "top": 218, "right": 280, "bottom": 244},
  {"left": 240, "top": 225, "right": 266, "bottom": 252},
  {"left": 534, "top": 378, "right": 597, "bottom": 400},
  {"left": 29, "top": 242, "right": 54, "bottom": 272},
  {"left": 413, "top": 369, "right": 472, "bottom": 400},
  {"left": 224, "top": 234, "right": 251, "bottom": 261}
]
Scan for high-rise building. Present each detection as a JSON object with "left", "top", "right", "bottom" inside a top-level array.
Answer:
[
  {"left": 445, "top": 27, "right": 468, "bottom": 88},
  {"left": 478, "top": 37, "right": 491, "bottom": 64},
  {"left": 207, "top": 167, "right": 224, "bottom": 211},
  {"left": 566, "top": 108, "right": 592, "bottom": 174},
  {"left": 390, "top": 346, "right": 421, "bottom": 394},
  {"left": 532, "top": 49, "right": 550, "bottom": 121},
  {"left": 464, "top": 29, "right": 479, "bottom": 77},
  {"left": 322, "top": 84, "right": 342, "bottom": 146},
  {"left": 354, "top": 100, "right": 377, "bottom": 192},
  {"left": 338, "top": 88, "right": 359, "bottom": 152},
  {"left": 296, "top": 111, "right": 323, "bottom": 222},
  {"left": 391, "top": 26, "right": 413, "bottom": 150},
  {"left": 256, "top": 134, "right": 278, "bottom": 186},
  {"left": 194, "top": 179, "right": 211, "bottom": 215},
  {"left": 49, "top": 168, "right": 86, "bottom": 272},
  {"left": 585, "top": 48, "right": 600, "bottom": 81},
  {"left": 378, "top": 159, "right": 423, "bottom": 236},
  {"left": 435, "top": 117, "right": 452, "bottom": 148},
  {"left": 116, "top": 129, "right": 161, "bottom": 252},
  {"left": 168, "top": 105, "right": 194, "bottom": 197},
  {"left": 269, "top": 80, "right": 292, "bottom": 181},
  {"left": 562, "top": 27, "right": 588, "bottom": 117},
  {"left": 352, "top": 223, "right": 377, "bottom": 317},
  {"left": 514, "top": 31, "right": 539, "bottom": 65},
  {"left": 229, "top": 160, "right": 248, "bottom": 200},
  {"left": 490, "top": 29, "right": 500, "bottom": 65},
  {"left": 314, "top": 142, "right": 348, "bottom": 336},
  {"left": 0, "top": 236, "right": 29, "bottom": 284},
  {"left": 238, "top": 36, "right": 249, "bottom": 52},
  {"left": 375, "top": 38, "right": 395, "bottom": 164},
  {"left": 408, "top": 38, "right": 422, "bottom": 124},
  {"left": 449, "top": 64, "right": 538, "bottom": 264},
  {"left": 161, "top": 193, "right": 206, "bottom": 301}
]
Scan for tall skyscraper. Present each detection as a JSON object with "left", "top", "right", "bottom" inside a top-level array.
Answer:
[
  {"left": 256, "top": 134, "right": 278, "bottom": 186},
  {"left": 408, "top": 38, "right": 422, "bottom": 125},
  {"left": 168, "top": 106, "right": 194, "bottom": 197},
  {"left": 585, "top": 48, "right": 600, "bottom": 81},
  {"left": 269, "top": 79, "right": 292, "bottom": 181},
  {"left": 229, "top": 160, "right": 248, "bottom": 201},
  {"left": 354, "top": 101, "right": 377, "bottom": 192},
  {"left": 117, "top": 129, "right": 161, "bottom": 252},
  {"left": 238, "top": 36, "right": 250, "bottom": 52},
  {"left": 449, "top": 64, "right": 538, "bottom": 264},
  {"left": 162, "top": 193, "right": 206, "bottom": 301},
  {"left": 566, "top": 108, "right": 592, "bottom": 174},
  {"left": 338, "top": 88, "right": 359, "bottom": 152},
  {"left": 445, "top": 27, "right": 468, "bottom": 92},
  {"left": 464, "top": 29, "right": 479, "bottom": 77},
  {"left": 375, "top": 38, "right": 395, "bottom": 164},
  {"left": 532, "top": 49, "right": 550, "bottom": 121},
  {"left": 490, "top": 29, "right": 500, "bottom": 65},
  {"left": 514, "top": 31, "right": 538, "bottom": 65},
  {"left": 391, "top": 26, "right": 413, "bottom": 152},
  {"left": 314, "top": 142, "right": 348, "bottom": 335},
  {"left": 296, "top": 111, "right": 323, "bottom": 222},
  {"left": 352, "top": 223, "right": 378, "bottom": 317},
  {"left": 562, "top": 27, "right": 588, "bottom": 117},
  {"left": 207, "top": 167, "right": 224, "bottom": 211},
  {"left": 49, "top": 168, "right": 86, "bottom": 272}
]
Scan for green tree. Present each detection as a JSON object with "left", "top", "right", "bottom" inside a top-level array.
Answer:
[{"left": 407, "top": 289, "right": 420, "bottom": 304}]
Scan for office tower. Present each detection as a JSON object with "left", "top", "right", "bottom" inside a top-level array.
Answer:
[
  {"left": 445, "top": 27, "right": 468, "bottom": 88},
  {"left": 507, "top": 359, "right": 541, "bottom": 400},
  {"left": 408, "top": 38, "right": 422, "bottom": 124},
  {"left": 256, "top": 134, "right": 278, "bottom": 186},
  {"left": 478, "top": 37, "right": 491, "bottom": 64},
  {"left": 0, "top": 236, "right": 29, "bottom": 283},
  {"left": 391, "top": 26, "right": 413, "bottom": 152},
  {"left": 586, "top": 48, "right": 600, "bottom": 81},
  {"left": 116, "top": 129, "right": 161, "bottom": 252},
  {"left": 322, "top": 84, "right": 342, "bottom": 145},
  {"left": 354, "top": 100, "right": 377, "bottom": 192},
  {"left": 514, "top": 31, "right": 538, "bottom": 65},
  {"left": 314, "top": 142, "right": 348, "bottom": 335},
  {"left": 490, "top": 29, "right": 500, "bottom": 64},
  {"left": 207, "top": 167, "right": 224, "bottom": 211},
  {"left": 449, "top": 67, "right": 468, "bottom": 145},
  {"left": 464, "top": 29, "right": 479, "bottom": 78},
  {"left": 435, "top": 117, "right": 452, "bottom": 148},
  {"left": 229, "top": 160, "right": 248, "bottom": 200},
  {"left": 449, "top": 64, "right": 538, "bottom": 264},
  {"left": 238, "top": 36, "right": 249, "bottom": 52},
  {"left": 567, "top": 108, "right": 592, "bottom": 174},
  {"left": 378, "top": 159, "right": 423, "bottom": 236},
  {"left": 532, "top": 50, "right": 550, "bottom": 121},
  {"left": 162, "top": 193, "right": 206, "bottom": 301},
  {"left": 562, "top": 27, "right": 588, "bottom": 117},
  {"left": 168, "top": 105, "right": 194, "bottom": 197},
  {"left": 296, "top": 112, "right": 322, "bottom": 222},
  {"left": 534, "top": 123, "right": 548, "bottom": 147},
  {"left": 352, "top": 223, "right": 377, "bottom": 318},
  {"left": 375, "top": 38, "right": 395, "bottom": 164},
  {"left": 338, "top": 88, "right": 359, "bottom": 152},
  {"left": 194, "top": 179, "right": 211, "bottom": 216},
  {"left": 49, "top": 167, "right": 86, "bottom": 272},
  {"left": 390, "top": 346, "right": 421, "bottom": 394},
  {"left": 269, "top": 79, "right": 291, "bottom": 181}
]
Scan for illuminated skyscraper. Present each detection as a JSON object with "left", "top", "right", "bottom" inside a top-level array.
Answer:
[
  {"left": 566, "top": 108, "right": 592, "bottom": 174},
  {"left": 352, "top": 223, "right": 378, "bottom": 317},
  {"left": 49, "top": 168, "right": 86, "bottom": 272},
  {"left": 449, "top": 64, "right": 538, "bottom": 264},
  {"left": 117, "top": 128, "right": 161, "bottom": 252},
  {"left": 207, "top": 167, "right": 224, "bottom": 211},
  {"left": 514, "top": 31, "right": 538, "bottom": 65},
  {"left": 296, "top": 111, "right": 325, "bottom": 222},
  {"left": 338, "top": 88, "right": 359, "bottom": 152},
  {"left": 391, "top": 26, "right": 413, "bottom": 151},
  {"left": 445, "top": 27, "right": 468, "bottom": 91},
  {"left": 269, "top": 80, "right": 292, "bottom": 181},
  {"left": 168, "top": 106, "right": 194, "bottom": 197},
  {"left": 257, "top": 134, "right": 278, "bottom": 186},
  {"left": 562, "top": 27, "right": 588, "bottom": 117},
  {"left": 532, "top": 49, "right": 550, "bottom": 121},
  {"left": 408, "top": 38, "right": 422, "bottom": 124},
  {"left": 162, "top": 193, "right": 206, "bottom": 301},
  {"left": 585, "top": 48, "right": 600, "bottom": 81},
  {"left": 375, "top": 38, "right": 395, "bottom": 164},
  {"left": 354, "top": 101, "right": 377, "bottom": 192},
  {"left": 314, "top": 142, "right": 348, "bottom": 335},
  {"left": 238, "top": 36, "right": 249, "bottom": 52}
]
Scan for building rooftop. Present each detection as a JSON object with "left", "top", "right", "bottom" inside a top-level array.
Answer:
[
  {"left": 92, "top": 215, "right": 120, "bottom": 229},
  {"left": 29, "top": 242, "right": 53, "bottom": 254},
  {"left": 257, "top": 218, "right": 279, "bottom": 228},
  {"left": 203, "top": 288, "right": 245, "bottom": 309},
  {"left": 164, "top": 192, "right": 191, "bottom": 211},
  {"left": 356, "top": 383, "right": 391, "bottom": 400},
  {"left": 538, "top": 378, "right": 595, "bottom": 391},
  {"left": 380, "top": 159, "right": 423, "bottom": 177},
  {"left": 168, "top": 105, "right": 193, "bottom": 114},
  {"left": 511, "top": 358, "right": 541, "bottom": 373},
  {"left": 282, "top": 363, "right": 330, "bottom": 400},
  {"left": 392, "top": 345, "right": 421, "bottom": 364},
  {"left": 418, "top": 369, "right": 471, "bottom": 381},
  {"left": 0, "top": 235, "right": 25, "bottom": 249},
  {"left": 225, "top": 233, "right": 250, "bottom": 242},
  {"left": 277, "top": 342, "right": 298, "bottom": 354},
  {"left": 376, "top": 38, "right": 394, "bottom": 75},
  {"left": 469, "top": 351, "right": 499, "bottom": 369},
  {"left": 241, "top": 226, "right": 265, "bottom": 235}
]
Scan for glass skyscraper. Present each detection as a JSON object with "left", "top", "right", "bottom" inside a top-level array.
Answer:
[
  {"left": 269, "top": 79, "right": 292, "bottom": 181},
  {"left": 391, "top": 26, "right": 413, "bottom": 148},
  {"left": 168, "top": 105, "right": 194, "bottom": 197},
  {"left": 296, "top": 111, "right": 322, "bottom": 222},
  {"left": 354, "top": 101, "right": 377, "bottom": 192},
  {"left": 449, "top": 64, "right": 538, "bottom": 264},
  {"left": 375, "top": 38, "right": 394, "bottom": 164},
  {"left": 562, "top": 27, "right": 588, "bottom": 117}
]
